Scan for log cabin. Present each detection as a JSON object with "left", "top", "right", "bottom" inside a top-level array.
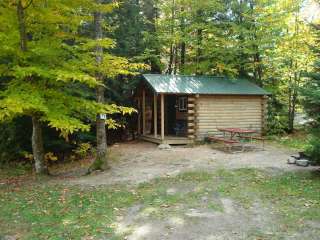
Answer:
[{"left": 135, "top": 74, "right": 270, "bottom": 145}]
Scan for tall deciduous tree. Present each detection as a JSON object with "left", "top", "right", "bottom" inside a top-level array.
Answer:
[
  {"left": 0, "top": 1, "right": 139, "bottom": 174},
  {"left": 92, "top": 1, "right": 107, "bottom": 171},
  {"left": 270, "top": 0, "right": 315, "bottom": 133}
]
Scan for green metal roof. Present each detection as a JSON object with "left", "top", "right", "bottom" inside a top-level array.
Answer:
[{"left": 143, "top": 74, "right": 270, "bottom": 95}]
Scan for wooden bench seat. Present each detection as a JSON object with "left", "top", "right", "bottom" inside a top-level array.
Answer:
[
  {"left": 238, "top": 135, "right": 265, "bottom": 140},
  {"left": 238, "top": 135, "right": 265, "bottom": 149},
  {"left": 207, "top": 136, "right": 239, "bottom": 144},
  {"left": 207, "top": 136, "right": 243, "bottom": 153}
]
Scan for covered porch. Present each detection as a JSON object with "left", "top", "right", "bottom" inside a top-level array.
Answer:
[{"left": 135, "top": 83, "right": 196, "bottom": 145}]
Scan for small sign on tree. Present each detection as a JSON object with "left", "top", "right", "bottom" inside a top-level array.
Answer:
[{"left": 99, "top": 114, "right": 107, "bottom": 120}]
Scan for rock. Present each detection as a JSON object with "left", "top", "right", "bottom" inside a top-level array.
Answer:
[
  {"left": 290, "top": 155, "right": 300, "bottom": 160},
  {"left": 296, "top": 159, "right": 310, "bottom": 167},
  {"left": 166, "top": 188, "right": 176, "bottom": 195},
  {"left": 201, "top": 196, "right": 208, "bottom": 202},
  {"left": 158, "top": 144, "right": 171, "bottom": 150},
  {"left": 287, "top": 157, "right": 296, "bottom": 164},
  {"left": 1, "top": 236, "right": 17, "bottom": 240}
]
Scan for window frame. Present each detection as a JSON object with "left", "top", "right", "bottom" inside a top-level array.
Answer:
[{"left": 178, "top": 96, "right": 188, "bottom": 112}]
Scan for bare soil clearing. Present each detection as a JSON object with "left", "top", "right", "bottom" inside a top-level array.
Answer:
[
  {"left": 115, "top": 199, "right": 277, "bottom": 240},
  {"left": 68, "top": 141, "right": 316, "bottom": 186},
  {"left": 65, "top": 142, "right": 320, "bottom": 240},
  {"left": 1, "top": 141, "right": 319, "bottom": 240}
]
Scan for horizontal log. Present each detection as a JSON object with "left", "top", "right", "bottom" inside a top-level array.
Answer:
[
  {"left": 198, "top": 111, "right": 260, "bottom": 115},
  {"left": 199, "top": 99, "right": 261, "bottom": 103},
  {"left": 199, "top": 98, "right": 260, "bottom": 101},
  {"left": 197, "top": 112, "right": 261, "bottom": 116},
  {"left": 198, "top": 99, "right": 260, "bottom": 103},
  {"left": 196, "top": 116, "right": 261, "bottom": 120},
  {"left": 195, "top": 119, "right": 261, "bottom": 125},
  {"left": 198, "top": 105, "right": 260, "bottom": 109},
  {"left": 198, "top": 128, "right": 261, "bottom": 132},
  {"left": 197, "top": 118, "right": 261, "bottom": 122},
  {"left": 199, "top": 96, "right": 261, "bottom": 100},
  {"left": 198, "top": 124, "right": 261, "bottom": 128},
  {"left": 199, "top": 106, "right": 260, "bottom": 109},
  {"left": 197, "top": 121, "right": 262, "bottom": 125},
  {"left": 199, "top": 126, "right": 262, "bottom": 129}
]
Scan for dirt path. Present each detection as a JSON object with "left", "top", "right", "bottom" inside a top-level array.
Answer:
[
  {"left": 65, "top": 141, "right": 319, "bottom": 240},
  {"left": 68, "top": 141, "right": 315, "bottom": 186},
  {"left": 115, "top": 198, "right": 278, "bottom": 240}
]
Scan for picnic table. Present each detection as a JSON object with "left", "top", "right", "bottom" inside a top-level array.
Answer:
[
  {"left": 217, "top": 127, "right": 256, "bottom": 140},
  {"left": 207, "top": 128, "right": 265, "bottom": 153}
]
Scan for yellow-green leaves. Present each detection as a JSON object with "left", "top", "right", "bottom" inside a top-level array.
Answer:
[
  {"left": 0, "top": 0, "right": 144, "bottom": 141},
  {"left": 81, "top": 38, "right": 115, "bottom": 51},
  {"left": 55, "top": 70, "right": 102, "bottom": 88}
]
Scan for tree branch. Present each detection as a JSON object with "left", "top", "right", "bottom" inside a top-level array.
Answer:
[{"left": 23, "top": 0, "right": 33, "bottom": 10}]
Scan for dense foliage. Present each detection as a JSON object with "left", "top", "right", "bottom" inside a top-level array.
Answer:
[
  {"left": 0, "top": 0, "right": 319, "bottom": 169},
  {"left": 155, "top": 0, "right": 316, "bottom": 134},
  {"left": 0, "top": 1, "right": 142, "bottom": 172},
  {"left": 302, "top": 21, "right": 320, "bottom": 163}
]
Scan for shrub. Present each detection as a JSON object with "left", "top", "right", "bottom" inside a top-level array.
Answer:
[
  {"left": 306, "top": 134, "right": 320, "bottom": 164},
  {"left": 73, "top": 142, "right": 93, "bottom": 159}
]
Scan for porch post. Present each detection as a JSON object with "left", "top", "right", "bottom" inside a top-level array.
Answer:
[
  {"left": 154, "top": 93, "right": 157, "bottom": 138},
  {"left": 137, "top": 98, "right": 141, "bottom": 135},
  {"left": 161, "top": 94, "right": 165, "bottom": 140},
  {"left": 142, "top": 89, "right": 146, "bottom": 135}
]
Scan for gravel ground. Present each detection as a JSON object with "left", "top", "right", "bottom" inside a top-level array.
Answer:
[
  {"left": 66, "top": 141, "right": 319, "bottom": 240},
  {"left": 68, "top": 141, "right": 316, "bottom": 186}
]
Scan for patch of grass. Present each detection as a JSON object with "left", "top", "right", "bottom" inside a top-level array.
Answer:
[
  {"left": 0, "top": 163, "right": 32, "bottom": 178},
  {"left": 0, "top": 184, "right": 137, "bottom": 239},
  {"left": 0, "top": 169, "right": 319, "bottom": 239},
  {"left": 135, "top": 173, "right": 214, "bottom": 217},
  {"left": 207, "top": 201, "right": 224, "bottom": 212},
  {"left": 213, "top": 168, "right": 320, "bottom": 233},
  {"left": 269, "top": 131, "right": 311, "bottom": 151},
  {"left": 258, "top": 172, "right": 320, "bottom": 223}
]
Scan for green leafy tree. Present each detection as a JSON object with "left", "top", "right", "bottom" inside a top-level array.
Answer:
[
  {"left": 0, "top": 0, "right": 139, "bottom": 174},
  {"left": 268, "top": 0, "right": 315, "bottom": 133},
  {"left": 302, "top": 18, "right": 320, "bottom": 162}
]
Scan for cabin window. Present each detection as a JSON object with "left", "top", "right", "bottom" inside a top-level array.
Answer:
[{"left": 178, "top": 97, "right": 187, "bottom": 112}]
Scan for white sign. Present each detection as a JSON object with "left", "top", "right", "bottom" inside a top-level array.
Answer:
[{"left": 100, "top": 114, "right": 107, "bottom": 120}]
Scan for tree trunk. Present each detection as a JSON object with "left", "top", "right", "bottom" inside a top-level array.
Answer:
[
  {"left": 17, "top": 1, "right": 48, "bottom": 174},
  {"left": 180, "top": 6, "right": 186, "bottom": 74},
  {"left": 167, "top": 0, "right": 175, "bottom": 74},
  {"left": 17, "top": 0, "right": 28, "bottom": 51},
  {"left": 174, "top": 45, "right": 178, "bottom": 74},
  {"left": 167, "top": 44, "right": 174, "bottom": 74},
  {"left": 143, "top": 0, "right": 161, "bottom": 73},
  {"left": 288, "top": 97, "right": 296, "bottom": 134},
  {"left": 288, "top": 72, "right": 299, "bottom": 133},
  {"left": 180, "top": 42, "right": 186, "bottom": 73},
  {"left": 32, "top": 116, "right": 48, "bottom": 174},
  {"left": 196, "top": 28, "right": 202, "bottom": 75},
  {"left": 90, "top": 7, "right": 108, "bottom": 172}
]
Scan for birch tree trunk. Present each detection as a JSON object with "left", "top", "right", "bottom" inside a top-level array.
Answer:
[{"left": 17, "top": 0, "right": 48, "bottom": 174}]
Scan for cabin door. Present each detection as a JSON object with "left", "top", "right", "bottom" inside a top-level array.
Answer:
[{"left": 166, "top": 95, "right": 176, "bottom": 135}]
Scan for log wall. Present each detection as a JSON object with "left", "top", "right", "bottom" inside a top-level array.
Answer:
[{"left": 196, "top": 95, "right": 265, "bottom": 140}]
